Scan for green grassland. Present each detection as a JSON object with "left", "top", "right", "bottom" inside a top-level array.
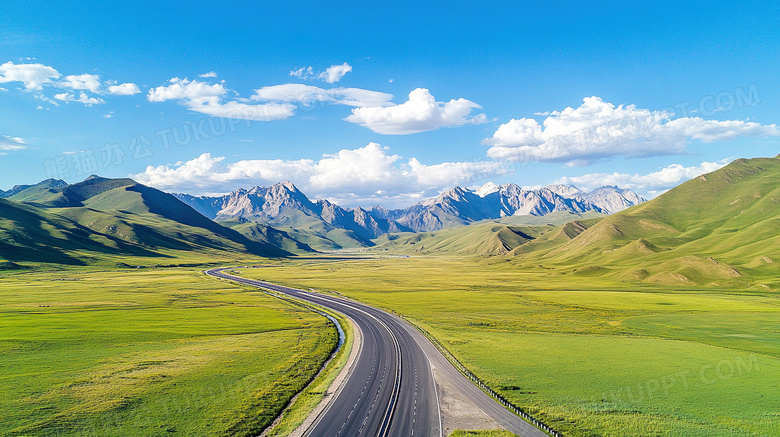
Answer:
[
  {"left": 236, "top": 257, "right": 780, "bottom": 436},
  {"left": 0, "top": 267, "right": 338, "bottom": 436}
]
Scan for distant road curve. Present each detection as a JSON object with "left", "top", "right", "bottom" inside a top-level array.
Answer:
[{"left": 205, "top": 267, "right": 547, "bottom": 437}]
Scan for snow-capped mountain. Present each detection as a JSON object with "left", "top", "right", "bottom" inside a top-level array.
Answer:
[
  {"left": 175, "top": 181, "right": 411, "bottom": 243},
  {"left": 175, "top": 181, "right": 645, "bottom": 237},
  {"left": 581, "top": 186, "right": 646, "bottom": 214},
  {"left": 544, "top": 184, "right": 585, "bottom": 199}
]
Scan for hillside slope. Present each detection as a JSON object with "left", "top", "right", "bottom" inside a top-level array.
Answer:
[
  {"left": 518, "top": 155, "right": 780, "bottom": 287},
  {"left": 0, "top": 198, "right": 161, "bottom": 266},
  {"left": 1, "top": 177, "right": 291, "bottom": 265},
  {"left": 372, "top": 211, "right": 605, "bottom": 257}
]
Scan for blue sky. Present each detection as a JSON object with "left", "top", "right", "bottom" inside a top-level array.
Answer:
[{"left": 1, "top": 0, "right": 778, "bottom": 207}]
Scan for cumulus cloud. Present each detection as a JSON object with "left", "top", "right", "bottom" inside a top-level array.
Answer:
[
  {"left": 199, "top": 71, "right": 217, "bottom": 78},
  {"left": 148, "top": 77, "right": 394, "bottom": 121},
  {"left": 0, "top": 61, "right": 141, "bottom": 107},
  {"left": 485, "top": 97, "right": 780, "bottom": 165},
  {"left": 148, "top": 78, "right": 298, "bottom": 121},
  {"left": 59, "top": 73, "right": 102, "bottom": 93},
  {"left": 290, "top": 62, "right": 352, "bottom": 83},
  {"left": 0, "top": 135, "right": 27, "bottom": 151},
  {"left": 54, "top": 92, "right": 106, "bottom": 106},
  {"left": 320, "top": 62, "right": 352, "bottom": 83},
  {"left": 148, "top": 77, "right": 227, "bottom": 103},
  {"left": 554, "top": 159, "right": 732, "bottom": 197},
  {"left": 108, "top": 82, "right": 141, "bottom": 95},
  {"left": 132, "top": 143, "right": 498, "bottom": 207},
  {"left": 0, "top": 61, "right": 61, "bottom": 90},
  {"left": 345, "top": 88, "right": 488, "bottom": 135}
]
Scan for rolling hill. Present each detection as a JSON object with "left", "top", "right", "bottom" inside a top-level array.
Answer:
[
  {"left": 373, "top": 212, "right": 605, "bottom": 257},
  {"left": 514, "top": 155, "right": 780, "bottom": 287},
  {"left": 370, "top": 155, "right": 779, "bottom": 287},
  {"left": 0, "top": 176, "right": 291, "bottom": 265},
  {"left": 0, "top": 198, "right": 162, "bottom": 266},
  {"left": 0, "top": 178, "right": 68, "bottom": 200}
]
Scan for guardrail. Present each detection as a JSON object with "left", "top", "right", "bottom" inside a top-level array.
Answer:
[{"left": 400, "top": 316, "right": 562, "bottom": 437}]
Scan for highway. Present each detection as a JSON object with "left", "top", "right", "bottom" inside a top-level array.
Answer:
[{"left": 205, "top": 268, "right": 548, "bottom": 437}]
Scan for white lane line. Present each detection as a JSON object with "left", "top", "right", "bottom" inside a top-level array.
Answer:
[
  {"left": 211, "top": 270, "right": 404, "bottom": 435},
  {"left": 430, "top": 361, "right": 444, "bottom": 437}
]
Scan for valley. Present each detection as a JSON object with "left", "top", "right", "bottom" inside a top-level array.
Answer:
[
  {"left": 1, "top": 155, "right": 778, "bottom": 436},
  {"left": 4, "top": 5, "right": 777, "bottom": 436}
]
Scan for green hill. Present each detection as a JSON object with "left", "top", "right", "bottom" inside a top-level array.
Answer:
[
  {"left": 1, "top": 177, "right": 292, "bottom": 266},
  {"left": 260, "top": 209, "right": 374, "bottom": 251},
  {"left": 516, "top": 155, "right": 780, "bottom": 287},
  {"left": 10, "top": 176, "right": 137, "bottom": 207},
  {"left": 0, "top": 198, "right": 161, "bottom": 266},
  {"left": 221, "top": 219, "right": 317, "bottom": 254},
  {"left": 371, "top": 211, "right": 605, "bottom": 257},
  {"left": 372, "top": 222, "right": 559, "bottom": 256},
  {"left": 0, "top": 178, "right": 68, "bottom": 200}
]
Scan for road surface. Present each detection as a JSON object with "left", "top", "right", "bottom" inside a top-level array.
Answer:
[{"left": 205, "top": 268, "right": 547, "bottom": 437}]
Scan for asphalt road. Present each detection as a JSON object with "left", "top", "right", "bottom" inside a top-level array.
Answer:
[{"left": 205, "top": 268, "right": 547, "bottom": 437}]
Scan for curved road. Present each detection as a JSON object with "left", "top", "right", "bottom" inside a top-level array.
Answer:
[{"left": 205, "top": 268, "right": 546, "bottom": 437}]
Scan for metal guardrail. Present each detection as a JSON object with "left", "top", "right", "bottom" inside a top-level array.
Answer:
[{"left": 400, "top": 316, "right": 563, "bottom": 437}]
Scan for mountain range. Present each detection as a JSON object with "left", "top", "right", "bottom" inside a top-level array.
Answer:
[
  {"left": 0, "top": 155, "right": 777, "bottom": 288},
  {"left": 175, "top": 182, "right": 644, "bottom": 249},
  {"left": 374, "top": 155, "right": 780, "bottom": 287}
]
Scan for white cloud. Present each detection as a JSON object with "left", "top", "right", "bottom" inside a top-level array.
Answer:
[
  {"left": 132, "top": 143, "right": 498, "bottom": 207},
  {"left": 290, "top": 63, "right": 353, "bottom": 83},
  {"left": 251, "top": 83, "right": 393, "bottom": 107},
  {"left": 333, "top": 87, "right": 395, "bottom": 107},
  {"left": 345, "top": 88, "right": 488, "bottom": 135},
  {"left": 148, "top": 77, "right": 227, "bottom": 103},
  {"left": 108, "top": 82, "right": 141, "bottom": 95},
  {"left": 0, "top": 61, "right": 141, "bottom": 106},
  {"left": 59, "top": 73, "right": 102, "bottom": 93},
  {"left": 148, "top": 77, "right": 394, "bottom": 121},
  {"left": 199, "top": 71, "right": 217, "bottom": 78},
  {"left": 54, "top": 91, "right": 105, "bottom": 106},
  {"left": 554, "top": 159, "right": 732, "bottom": 197},
  {"left": 145, "top": 78, "right": 291, "bottom": 120},
  {"left": 485, "top": 97, "right": 780, "bottom": 165},
  {"left": 0, "top": 61, "right": 61, "bottom": 90},
  {"left": 187, "top": 100, "right": 296, "bottom": 121},
  {"left": 290, "top": 66, "right": 314, "bottom": 80},
  {"left": 0, "top": 135, "right": 27, "bottom": 151},
  {"left": 320, "top": 62, "right": 352, "bottom": 83}
]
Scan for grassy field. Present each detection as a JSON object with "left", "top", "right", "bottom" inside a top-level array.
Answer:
[
  {"left": 0, "top": 267, "right": 338, "bottom": 436},
  {"left": 237, "top": 256, "right": 780, "bottom": 436}
]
